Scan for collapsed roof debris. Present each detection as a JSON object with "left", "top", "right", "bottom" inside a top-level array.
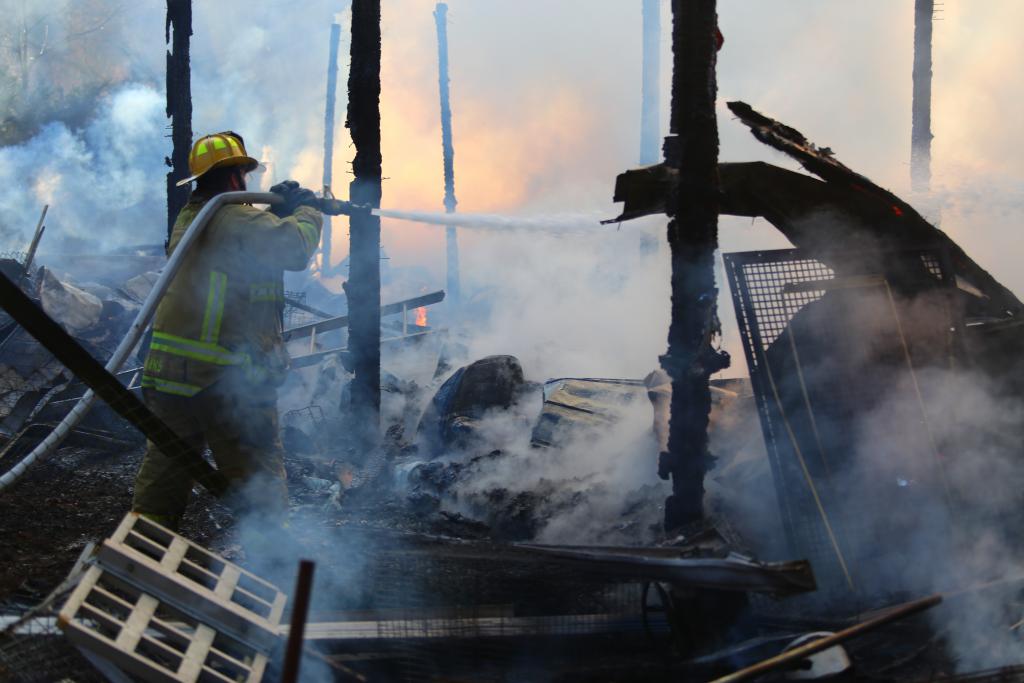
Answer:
[{"left": 612, "top": 101, "right": 1022, "bottom": 322}]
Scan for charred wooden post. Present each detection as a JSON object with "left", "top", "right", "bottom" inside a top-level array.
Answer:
[
  {"left": 320, "top": 16, "right": 343, "bottom": 273},
  {"left": 165, "top": 0, "right": 192, "bottom": 244},
  {"left": 911, "top": 0, "right": 934, "bottom": 192},
  {"left": 640, "top": 0, "right": 662, "bottom": 165},
  {"left": 659, "top": 0, "right": 728, "bottom": 530},
  {"left": 319, "top": 5, "right": 353, "bottom": 277},
  {"left": 434, "top": 3, "right": 461, "bottom": 310},
  {"left": 346, "top": 0, "right": 383, "bottom": 439}
]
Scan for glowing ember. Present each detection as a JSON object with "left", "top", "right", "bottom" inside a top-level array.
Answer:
[{"left": 415, "top": 306, "right": 427, "bottom": 327}]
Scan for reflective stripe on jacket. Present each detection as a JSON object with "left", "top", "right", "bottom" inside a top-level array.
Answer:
[{"left": 142, "top": 199, "right": 323, "bottom": 396}]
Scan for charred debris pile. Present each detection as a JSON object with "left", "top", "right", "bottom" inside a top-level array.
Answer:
[{"left": 0, "top": 102, "right": 1022, "bottom": 680}]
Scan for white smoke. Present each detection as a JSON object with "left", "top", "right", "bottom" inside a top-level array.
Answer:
[
  {"left": 846, "top": 366, "right": 1024, "bottom": 670},
  {"left": 420, "top": 380, "right": 668, "bottom": 546},
  {"left": 457, "top": 215, "right": 669, "bottom": 380},
  {"left": 0, "top": 84, "right": 168, "bottom": 252}
]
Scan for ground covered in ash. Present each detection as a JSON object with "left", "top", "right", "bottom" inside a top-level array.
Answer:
[
  {"left": 0, "top": 445, "right": 231, "bottom": 607},
  {"left": 0, "top": 421, "right": 978, "bottom": 681},
  {"left": 0, "top": 434, "right": 636, "bottom": 608}
]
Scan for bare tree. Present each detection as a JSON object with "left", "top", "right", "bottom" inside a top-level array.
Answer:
[{"left": 0, "top": 0, "right": 127, "bottom": 144}]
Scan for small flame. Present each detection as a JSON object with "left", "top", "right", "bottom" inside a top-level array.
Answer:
[{"left": 415, "top": 306, "right": 427, "bottom": 327}]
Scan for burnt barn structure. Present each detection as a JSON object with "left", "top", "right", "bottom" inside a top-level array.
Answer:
[{"left": 2, "top": 2, "right": 1024, "bottom": 681}]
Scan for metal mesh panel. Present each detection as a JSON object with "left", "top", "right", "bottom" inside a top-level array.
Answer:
[
  {"left": 0, "top": 566, "right": 104, "bottom": 682},
  {"left": 723, "top": 248, "right": 956, "bottom": 599},
  {"left": 313, "top": 541, "right": 664, "bottom": 682},
  {"left": 733, "top": 257, "right": 835, "bottom": 349}
]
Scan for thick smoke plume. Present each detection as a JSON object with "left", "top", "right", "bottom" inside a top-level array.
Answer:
[
  {"left": 847, "top": 366, "right": 1024, "bottom": 670},
  {"left": 0, "top": 84, "right": 168, "bottom": 253}
]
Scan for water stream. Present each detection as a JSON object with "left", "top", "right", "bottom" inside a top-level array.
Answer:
[{"left": 372, "top": 208, "right": 612, "bottom": 234}]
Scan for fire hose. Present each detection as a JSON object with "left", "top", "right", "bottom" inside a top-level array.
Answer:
[{"left": 0, "top": 192, "right": 283, "bottom": 491}]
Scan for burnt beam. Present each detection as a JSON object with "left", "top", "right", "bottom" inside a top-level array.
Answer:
[
  {"left": 434, "top": 3, "right": 461, "bottom": 311},
  {"left": 911, "top": 0, "right": 934, "bottom": 192},
  {"left": 321, "top": 17, "right": 342, "bottom": 273},
  {"left": 660, "top": 0, "right": 728, "bottom": 531},
  {"left": 346, "top": 0, "right": 383, "bottom": 441},
  {"left": 165, "top": 0, "right": 192, "bottom": 245}
]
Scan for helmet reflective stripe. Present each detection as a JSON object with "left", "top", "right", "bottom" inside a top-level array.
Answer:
[
  {"left": 227, "top": 137, "right": 242, "bottom": 155},
  {"left": 195, "top": 141, "right": 209, "bottom": 156},
  {"left": 212, "top": 136, "right": 228, "bottom": 150}
]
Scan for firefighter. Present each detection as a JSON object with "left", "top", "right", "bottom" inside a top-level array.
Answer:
[{"left": 132, "top": 131, "right": 322, "bottom": 530}]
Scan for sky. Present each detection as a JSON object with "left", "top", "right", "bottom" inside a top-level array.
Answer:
[{"left": 1, "top": 0, "right": 1022, "bottom": 379}]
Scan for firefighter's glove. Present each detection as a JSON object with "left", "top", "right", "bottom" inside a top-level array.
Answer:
[
  {"left": 269, "top": 180, "right": 298, "bottom": 217},
  {"left": 269, "top": 180, "right": 318, "bottom": 217},
  {"left": 292, "top": 187, "right": 319, "bottom": 210}
]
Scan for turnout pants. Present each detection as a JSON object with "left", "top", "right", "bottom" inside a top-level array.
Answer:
[{"left": 131, "top": 374, "right": 288, "bottom": 529}]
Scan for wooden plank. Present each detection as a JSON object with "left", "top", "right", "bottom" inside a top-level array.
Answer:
[
  {"left": 268, "top": 591, "right": 288, "bottom": 626},
  {"left": 109, "top": 514, "right": 138, "bottom": 545},
  {"left": 69, "top": 630, "right": 180, "bottom": 683},
  {"left": 248, "top": 654, "right": 268, "bottom": 683},
  {"left": 282, "top": 290, "right": 444, "bottom": 341},
  {"left": 98, "top": 540, "right": 281, "bottom": 653},
  {"left": 115, "top": 593, "right": 158, "bottom": 651},
  {"left": 109, "top": 533, "right": 281, "bottom": 612},
  {"left": 177, "top": 623, "right": 216, "bottom": 681},
  {"left": 61, "top": 565, "right": 268, "bottom": 682},
  {"left": 63, "top": 613, "right": 181, "bottom": 683},
  {"left": 161, "top": 537, "right": 189, "bottom": 572},
  {"left": 289, "top": 331, "right": 431, "bottom": 369},
  {"left": 214, "top": 565, "right": 241, "bottom": 600},
  {"left": 57, "top": 566, "right": 103, "bottom": 630}
]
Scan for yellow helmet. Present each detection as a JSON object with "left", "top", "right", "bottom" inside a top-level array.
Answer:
[{"left": 175, "top": 131, "right": 262, "bottom": 187}]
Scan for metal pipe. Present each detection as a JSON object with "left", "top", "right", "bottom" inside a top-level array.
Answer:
[
  {"left": 281, "top": 559, "right": 316, "bottom": 683},
  {"left": 0, "top": 192, "right": 280, "bottom": 491}
]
